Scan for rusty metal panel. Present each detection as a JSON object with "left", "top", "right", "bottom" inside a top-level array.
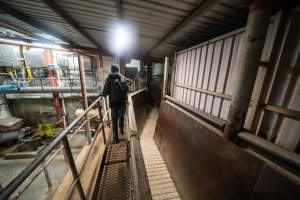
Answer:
[
  {"left": 154, "top": 101, "right": 300, "bottom": 199},
  {"left": 154, "top": 101, "right": 263, "bottom": 200},
  {"left": 250, "top": 165, "right": 300, "bottom": 200}
]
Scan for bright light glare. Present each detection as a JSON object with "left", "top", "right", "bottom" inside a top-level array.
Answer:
[
  {"left": 108, "top": 22, "right": 136, "bottom": 56},
  {"left": 115, "top": 28, "right": 128, "bottom": 50}
]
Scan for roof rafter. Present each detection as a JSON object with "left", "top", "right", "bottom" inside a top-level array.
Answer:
[
  {"left": 0, "top": 20, "right": 52, "bottom": 42},
  {"left": 115, "top": 0, "right": 124, "bottom": 19},
  {"left": 42, "top": 0, "right": 104, "bottom": 51},
  {"left": 0, "top": 2, "right": 78, "bottom": 47},
  {"left": 146, "top": 0, "right": 219, "bottom": 55}
]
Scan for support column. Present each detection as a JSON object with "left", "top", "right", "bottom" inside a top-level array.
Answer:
[
  {"left": 162, "top": 57, "right": 169, "bottom": 98},
  {"left": 78, "top": 54, "right": 92, "bottom": 144},
  {"left": 224, "top": 0, "right": 273, "bottom": 140},
  {"left": 44, "top": 49, "right": 63, "bottom": 127},
  {"left": 119, "top": 58, "right": 126, "bottom": 76}
]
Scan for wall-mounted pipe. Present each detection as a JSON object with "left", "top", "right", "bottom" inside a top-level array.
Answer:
[
  {"left": 224, "top": 0, "right": 273, "bottom": 139},
  {"left": 238, "top": 132, "right": 300, "bottom": 173}
]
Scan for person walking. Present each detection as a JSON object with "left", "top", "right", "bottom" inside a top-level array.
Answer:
[{"left": 102, "top": 64, "right": 129, "bottom": 143}]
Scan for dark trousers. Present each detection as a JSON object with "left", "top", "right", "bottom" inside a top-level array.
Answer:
[{"left": 111, "top": 106, "right": 126, "bottom": 141}]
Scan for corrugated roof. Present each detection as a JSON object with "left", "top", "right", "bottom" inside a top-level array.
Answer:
[{"left": 0, "top": 0, "right": 249, "bottom": 59}]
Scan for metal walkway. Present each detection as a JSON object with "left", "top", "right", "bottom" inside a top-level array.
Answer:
[{"left": 92, "top": 140, "right": 131, "bottom": 200}]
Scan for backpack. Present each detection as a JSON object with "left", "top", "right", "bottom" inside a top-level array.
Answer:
[{"left": 110, "top": 77, "right": 128, "bottom": 104}]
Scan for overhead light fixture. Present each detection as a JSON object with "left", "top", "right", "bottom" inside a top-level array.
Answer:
[{"left": 108, "top": 22, "right": 136, "bottom": 56}]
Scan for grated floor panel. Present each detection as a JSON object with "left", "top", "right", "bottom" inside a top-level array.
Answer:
[{"left": 92, "top": 140, "right": 131, "bottom": 200}]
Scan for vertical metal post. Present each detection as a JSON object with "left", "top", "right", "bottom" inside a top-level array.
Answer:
[
  {"left": 104, "top": 97, "right": 110, "bottom": 127},
  {"left": 97, "top": 100, "right": 106, "bottom": 144},
  {"left": 162, "top": 57, "right": 169, "bottom": 98},
  {"left": 171, "top": 53, "right": 178, "bottom": 97},
  {"left": 78, "top": 54, "right": 92, "bottom": 144},
  {"left": 42, "top": 161, "right": 52, "bottom": 188},
  {"left": 62, "top": 136, "right": 86, "bottom": 200},
  {"left": 224, "top": 0, "right": 273, "bottom": 140},
  {"left": 119, "top": 58, "right": 126, "bottom": 76}
]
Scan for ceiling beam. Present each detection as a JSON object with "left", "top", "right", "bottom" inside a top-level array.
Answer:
[
  {"left": 42, "top": 0, "right": 104, "bottom": 51},
  {"left": 146, "top": 0, "right": 218, "bottom": 55},
  {"left": 0, "top": 20, "right": 52, "bottom": 43},
  {"left": 115, "top": 0, "right": 124, "bottom": 19},
  {"left": 0, "top": 2, "right": 78, "bottom": 47}
]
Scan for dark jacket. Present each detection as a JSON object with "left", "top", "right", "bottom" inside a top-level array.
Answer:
[{"left": 102, "top": 73, "right": 129, "bottom": 108}]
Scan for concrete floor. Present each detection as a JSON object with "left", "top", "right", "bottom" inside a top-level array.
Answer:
[
  {"left": 140, "top": 109, "right": 182, "bottom": 200},
  {"left": 0, "top": 133, "right": 87, "bottom": 200}
]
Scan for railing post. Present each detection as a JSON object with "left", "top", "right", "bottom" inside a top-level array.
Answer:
[
  {"left": 104, "top": 97, "right": 110, "bottom": 127},
  {"left": 62, "top": 136, "right": 86, "bottom": 200},
  {"left": 97, "top": 100, "right": 106, "bottom": 144},
  {"left": 78, "top": 54, "right": 92, "bottom": 144},
  {"left": 42, "top": 161, "right": 52, "bottom": 188},
  {"left": 162, "top": 57, "right": 169, "bottom": 98},
  {"left": 224, "top": 0, "right": 273, "bottom": 140}
]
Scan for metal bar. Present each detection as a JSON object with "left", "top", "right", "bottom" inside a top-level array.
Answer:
[
  {"left": 251, "top": 12, "right": 289, "bottom": 135},
  {"left": 98, "top": 101, "right": 106, "bottom": 144},
  {"left": 264, "top": 105, "right": 300, "bottom": 121},
  {"left": 0, "top": 96, "right": 102, "bottom": 200},
  {"left": 178, "top": 27, "right": 245, "bottom": 55},
  {"left": 0, "top": 2, "right": 76, "bottom": 47},
  {"left": 176, "top": 83, "right": 232, "bottom": 100},
  {"left": 165, "top": 95, "right": 225, "bottom": 129},
  {"left": 42, "top": 0, "right": 103, "bottom": 51},
  {"left": 62, "top": 136, "right": 86, "bottom": 200},
  {"left": 162, "top": 57, "right": 169, "bottom": 98},
  {"left": 188, "top": 49, "right": 197, "bottom": 105},
  {"left": 198, "top": 45, "right": 209, "bottom": 110},
  {"left": 218, "top": 35, "right": 236, "bottom": 118},
  {"left": 146, "top": 0, "right": 218, "bottom": 54},
  {"left": 171, "top": 52, "right": 178, "bottom": 98},
  {"left": 42, "top": 162, "right": 52, "bottom": 188},
  {"left": 192, "top": 47, "right": 202, "bottom": 107},
  {"left": 224, "top": 0, "right": 273, "bottom": 140},
  {"left": 238, "top": 132, "right": 300, "bottom": 173},
  {"left": 115, "top": 0, "right": 124, "bottom": 19},
  {"left": 204, "top": 42, "right": 216, "bottom": 113},
  {"left": 211, "top": 40, "right": 224, "bottom": 115},
  {"left": 78, "top": 54, "right": 92, "bottom": 144},
  {"left": 104, "top": 97, "right": 111, "bottom": 127}
]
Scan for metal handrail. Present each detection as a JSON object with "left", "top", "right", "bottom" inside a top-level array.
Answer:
[{"left": 0, "top": 95, "right": 109, "bottom": 200}]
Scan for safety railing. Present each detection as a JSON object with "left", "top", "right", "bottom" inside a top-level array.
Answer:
[
  {"left": 0, "top": 96, "right": 110, "bottom": 200},
  {"left": 0, "top": 66, "right": 99, "bottom": 91}
]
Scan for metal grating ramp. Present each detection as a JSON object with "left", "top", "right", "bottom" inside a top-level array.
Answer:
[{"left": 93, "top": 140, "right": 131, "bottom": 200}]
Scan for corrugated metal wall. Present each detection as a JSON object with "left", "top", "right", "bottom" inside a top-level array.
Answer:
[
  {"left": 173, "top": 28, "right": 244, "bottom": 120},
  {"left": 171, "top": 10, "right": 300, "bottom": 152}
]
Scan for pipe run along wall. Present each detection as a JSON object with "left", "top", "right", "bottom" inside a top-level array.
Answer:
[{"left": 154, "top": 101, "right": 300, "bottom": 200}]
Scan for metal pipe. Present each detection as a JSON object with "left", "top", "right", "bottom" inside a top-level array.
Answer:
[
  {"left": 0, "top": 96, "right": 102, "bottom": 200},
  {"left": 162, "top": 57, "right": 169, "bottom": 98},
  {"left": 224, "top": 0, "right": 273, "bottom": 140},
  {"left": 78, "top": 54, "right": 92, "bottom": 144},
  {"left": 42, "top": 161, "right": 52, "bottom": 188},
  {"left": 238, "top": 132, "right": 300, "bottom": 173},
  {"left": 104, "top": 97, "right": 110, "bottom": 127},
  {"left": 97, "top": 101, "right": 106, "bottom": 144},
  {"left": 62, "top": 136, "right": 86, "bottom": 200},
  {"left": 164, "top": 95, "right": 225, "bottom": 129}
]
